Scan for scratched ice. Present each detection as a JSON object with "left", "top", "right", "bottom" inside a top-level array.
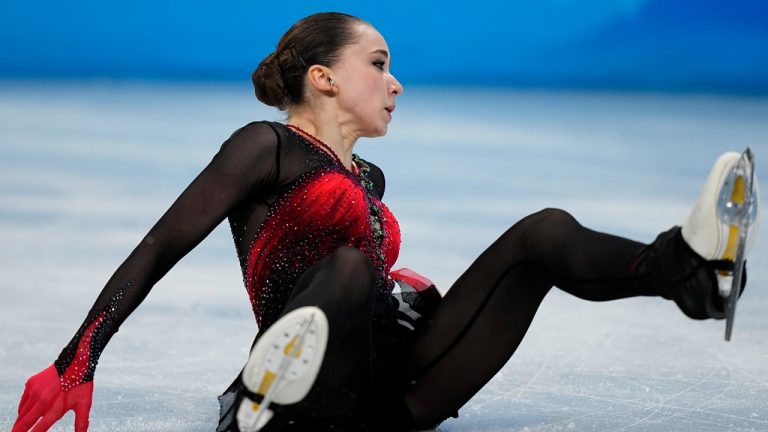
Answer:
[{"left": 1, "top": 82, "right": 766, "bottom": 431}]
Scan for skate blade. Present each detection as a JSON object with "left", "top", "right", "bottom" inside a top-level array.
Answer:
[
  {"left": 237, "top": 306, "right": 329, "bottom": 431},
  {"left": 717, "top": 148, "right": 756, "bottom": 341},
  {"left": 237, "top": 402, "right": 274, "bottom": 431}
]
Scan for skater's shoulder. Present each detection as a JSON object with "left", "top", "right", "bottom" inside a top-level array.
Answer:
[
  {"left": 203, "top": 122, "right": 287, "bottom": 186},
  {"left": 225, "top": 121, "right": 281, "bottom": 148}
]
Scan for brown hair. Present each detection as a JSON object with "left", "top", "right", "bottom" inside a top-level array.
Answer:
[{"left": 252, "top": 12, "right": 367, "bottom": 110}]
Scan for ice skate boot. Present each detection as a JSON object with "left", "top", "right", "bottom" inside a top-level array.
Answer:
[
  {"left": 681, "top": 149, "right": 759, "bottom": 340},
  {"left": 236, "top": 306, "right": 329, "bottom": 432},
  {"left": 632, "top": 150, "right": 759, "bottom": 333}
]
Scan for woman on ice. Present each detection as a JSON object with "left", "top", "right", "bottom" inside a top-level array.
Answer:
[{"left": 12, "top": 12, "right": 759, "bottom": 432}]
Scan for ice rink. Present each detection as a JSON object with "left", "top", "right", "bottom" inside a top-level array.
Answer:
[{"left": 1, "top": 81, "right": 767, "bottom": 431}]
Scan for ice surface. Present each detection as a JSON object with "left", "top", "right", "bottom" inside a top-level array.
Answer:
[{"left": 1, "top": 82, "right": 767, "bottom": 431}]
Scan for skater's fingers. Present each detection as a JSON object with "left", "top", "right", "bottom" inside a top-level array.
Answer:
[
  {"left": 11, "top": 399, "right": 46, "bottom": 432},
  {"left": 71, "top": 382, "right": 93, "bottom": 432},
  {"left": 17, "top": 390, "right": 32, "bottom": 416},
  {"left": 73, "top": 402, "right": 91, "bottom": 432},
  {"left": 29, "top": 404, "right": 67, "bottom": 432},
  {"left": 17, "top": 382, "right": 50, "bottom": 418}
]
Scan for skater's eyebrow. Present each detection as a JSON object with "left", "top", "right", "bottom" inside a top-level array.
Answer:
[{"left": 369, "top": 49, "right": 389, "bottom": 58}]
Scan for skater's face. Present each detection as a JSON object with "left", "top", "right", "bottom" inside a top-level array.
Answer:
[{"left": 324, "top": 24, "right": 403, "bottom": 137}]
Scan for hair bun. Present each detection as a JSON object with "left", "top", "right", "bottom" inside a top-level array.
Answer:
[
  {"left": 252, "top": 51, "right": 288, "bottom": 110},
  {"left": 252, "top": 13, "right": 366, "bottom": 110}
]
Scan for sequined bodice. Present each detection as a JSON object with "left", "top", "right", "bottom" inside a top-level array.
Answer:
[{"left": 244, "top": 138, "right": 401, "bottom": 327}]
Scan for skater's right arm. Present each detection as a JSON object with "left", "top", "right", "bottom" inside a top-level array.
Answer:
[{"left": 12, "top": 121, "right": 282, "bottom": 432}]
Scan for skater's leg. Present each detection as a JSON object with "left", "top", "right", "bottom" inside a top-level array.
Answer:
[
  {"left": 403, "top": 208, "right": 659, "bottom": 426},
  {"left": 403, "top": 150, "right": 760, "bottom": 426},
  {"left": 278, "top": 246, "right": 377, "bottom": 416},
  {"left": 233, "top": 246, "right": 378, "bottom": 431}
]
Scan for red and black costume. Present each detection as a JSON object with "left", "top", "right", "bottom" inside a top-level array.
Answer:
[
  {"left": 39, "top": 121, "right": 724, "bottom": 431},
  {"left": 54, "top": 121, "right": 402, "bottom": 391}
]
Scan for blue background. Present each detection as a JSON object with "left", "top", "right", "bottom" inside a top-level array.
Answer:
[{"left": 1, "top": 0, "right": 767, "bottom": 93}]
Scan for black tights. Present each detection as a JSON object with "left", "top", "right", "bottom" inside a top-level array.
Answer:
[{"left": 272, "top": 208, "right": 659, "bottom": 428}]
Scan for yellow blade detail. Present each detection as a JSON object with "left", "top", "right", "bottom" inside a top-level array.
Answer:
[
  {"left": 719, "top": 174, "right": 746, "bottom": 269},
  {"left": 283, "top": 335, "right": 303, "bottom": 358},
  {"left": 722, "top": 224, "right": 740, "bottom": 263},
  {"left": 256, "top": 370, "right": 277, "bottom": 400},
  {"left": 731, "top": 175, "right": 745, "bottom": 204}
]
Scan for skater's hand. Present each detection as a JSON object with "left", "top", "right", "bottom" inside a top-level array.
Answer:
[{"left": 12, "top": 364, "right": 93, "bottom": 432}]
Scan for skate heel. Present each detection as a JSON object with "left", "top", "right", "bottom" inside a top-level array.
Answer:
[
  {"left": 682, "top": 149, "right": 760, "bottom": 340},
  {"left": 236, "top": 306, "right": 329, "bottom": 432}
]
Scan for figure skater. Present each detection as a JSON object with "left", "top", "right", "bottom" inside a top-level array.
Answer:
[{"left": 12, "top": 12, "right": 759, "bottom": 432}]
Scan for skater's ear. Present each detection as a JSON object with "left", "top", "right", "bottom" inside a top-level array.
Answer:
[{"left": 306, "top": 65, "right": 337, "bottom": 95}]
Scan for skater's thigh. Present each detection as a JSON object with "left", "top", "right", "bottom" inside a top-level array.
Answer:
[{"left": 404, "top": 260, "right": 549, "bottom": 369}]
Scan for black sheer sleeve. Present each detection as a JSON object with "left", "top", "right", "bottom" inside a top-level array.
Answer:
[{"left": 54, "top": 121, "right": 280, "bottom": 390}]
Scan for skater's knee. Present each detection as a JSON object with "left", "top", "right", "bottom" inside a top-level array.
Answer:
[
  {"left": 505, "top": 208, "right": 581, "bottom": 258},
  {"left": 532, "top": 208, "right": 579, "bottom": 228}
]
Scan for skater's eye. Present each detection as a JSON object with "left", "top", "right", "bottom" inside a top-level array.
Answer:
[{"left": 372, "top": 60, "right": 386, "bottom": 70}]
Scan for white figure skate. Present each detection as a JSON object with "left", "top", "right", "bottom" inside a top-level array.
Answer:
[
  {"left": 682, "top": 149, "right": 760, "bottom": 340},
  {"left": 236, "top": 306, "right": 329, "bottom": 431}
]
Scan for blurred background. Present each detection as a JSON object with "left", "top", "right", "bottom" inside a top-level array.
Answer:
[
  {"left": 2, "top": 1, "right": 768, "bottom": 431},
  {"left": 2, "top": 0, "right": 767, "bottom": 92}
]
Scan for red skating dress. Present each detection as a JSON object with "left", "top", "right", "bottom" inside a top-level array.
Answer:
[
  {"left": 244, "top": 126, "right": 401, "bottom": 327},
  {"left": 53, "top": 121, "right": 402, "bottom": 390}
]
